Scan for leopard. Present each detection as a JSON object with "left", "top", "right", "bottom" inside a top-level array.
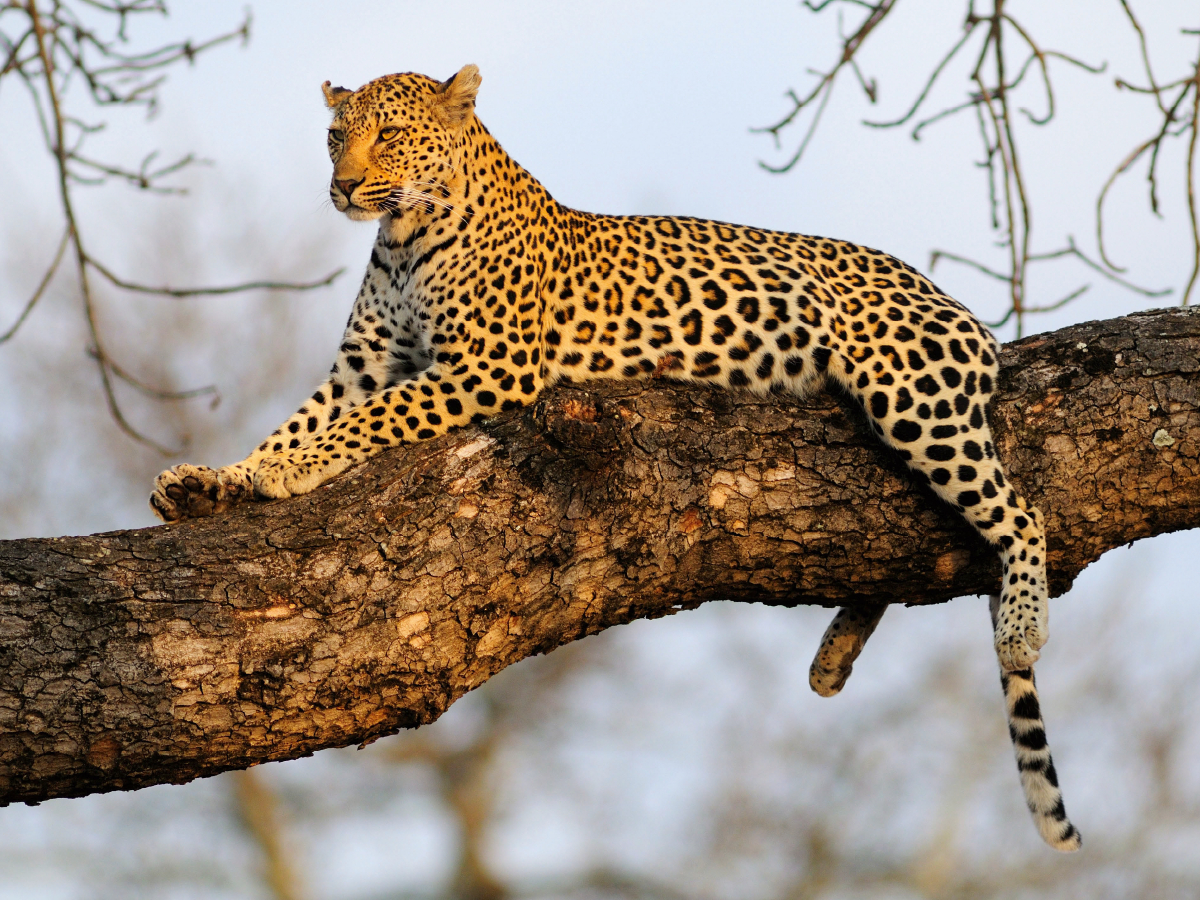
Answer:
[{"left": 150, "top": 65, "right": 1079, "bottom": 851}]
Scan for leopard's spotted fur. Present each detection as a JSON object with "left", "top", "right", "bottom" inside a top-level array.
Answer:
[{"left": 150, "top": 65, "right": 1079, "bottom": 851}]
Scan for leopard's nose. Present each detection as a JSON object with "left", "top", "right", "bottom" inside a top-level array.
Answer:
[{"left": 334, "top": 177, "right": 363, "bottom": 199}]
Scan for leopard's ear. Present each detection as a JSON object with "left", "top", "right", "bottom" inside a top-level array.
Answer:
[
  {"left": 428, "top": 64, "right": 481, "bottom": 127},
  {"left": 322, "top": 80, "right": 353, "bottom": 109}
]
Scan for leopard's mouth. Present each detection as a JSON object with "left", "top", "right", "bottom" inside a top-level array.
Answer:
[{"left": 341, "top": 201, "right": 385, "bottom": 222}]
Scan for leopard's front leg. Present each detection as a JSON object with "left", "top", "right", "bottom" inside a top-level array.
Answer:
[
  {"left": 149, "top": 232, "right": 423, "bottom": 522},
  {"left": 150, "top": 377, "right": 356, "bottom": 522},
  {"left": 253, "top": 365, "right": 540, "bottom": 499}
]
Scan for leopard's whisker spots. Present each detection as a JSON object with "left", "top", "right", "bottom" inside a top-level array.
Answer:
[
  {"left": 388, "top": 187, "right": 469, "bottom": 224},
  {"left": 149, "top": 64, "right": 1079, "bottom": 853},
  {"left": 398, "top": 184, "right": 460, "bottom": 206}
]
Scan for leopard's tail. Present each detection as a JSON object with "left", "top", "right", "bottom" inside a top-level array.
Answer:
[{"left": 1000, "top": 663, "right": 1081, "bottom": 852}]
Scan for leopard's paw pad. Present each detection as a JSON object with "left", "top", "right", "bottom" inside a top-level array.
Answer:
[
  {"left": 150, "top": 464, "right": 250, "bottom": 522},
  {"left": 150, "top": 464, "right": 220, "bottom": 522}
]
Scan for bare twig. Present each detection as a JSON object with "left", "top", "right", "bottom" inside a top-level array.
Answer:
[
  {"left": 1097, "top": 136, "right": 1161, "bottom": 271},
  {"left": 1030, "top": 236, "right": 1171, "bottom": 297},
  {"left": 85, "top": 347, "right": 218, "bottom": 402},
  {"left": 0, "top": 225, "right": 68, "bottom": 344},
  {"left": 930, "top": 248, "right": 1010, "bottom": 282},
  {"left": 863, "top": 22, "right": 981, "bottom": 130},
  {"left": 89, "top": 256, "right": 345, "bottom": 298},
  {"left": 1183, "top": 45, "right": 1200, "bottom": 306},
  {"left": 986, "top": 284, "right": 1089, "bottom": 330},
  {"left": 26, "top": 0, "right": 180, "bottom": 453},
  {"left": 68, "top": 149, "right": 207, "bottom": 193},
  {"left": 1101, "top": 2, "right": 1200, "bottom": 307},
  {"left": 753, "top": 0, "right": 898, "bottom": 173}
]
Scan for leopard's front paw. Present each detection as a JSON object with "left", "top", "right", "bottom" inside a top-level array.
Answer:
[
  {"left": 253, "top": 456, "right": 339, "bottom": 500},
  {"left": 150, "top": 464, "right": 249, "bottom": 522}
]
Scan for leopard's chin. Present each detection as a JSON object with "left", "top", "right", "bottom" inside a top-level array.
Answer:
[{"left": 343, "top": 204, "right": 384, "bottom": 222}]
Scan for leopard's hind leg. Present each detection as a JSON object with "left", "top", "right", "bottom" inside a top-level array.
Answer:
[
  {"left": 809, "top": 603, "right": 887, "bottom": 697},
  {"left": 839, "top": 352, "right": 1048, "bottom": 671}
]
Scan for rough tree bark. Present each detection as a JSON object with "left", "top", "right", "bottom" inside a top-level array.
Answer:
[{"left": 1, "top": 307, "right": 1198, "bottom": 806}]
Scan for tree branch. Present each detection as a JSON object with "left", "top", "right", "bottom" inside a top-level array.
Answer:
[{"left": 2, "top": 308, "right": 1199, "bottom": 806}]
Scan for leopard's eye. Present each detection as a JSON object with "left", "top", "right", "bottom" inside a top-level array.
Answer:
[
  {"left": 328, "top": 128, "right": 345, "bottom": 142},
  {"left": 378, "top": 126, "right": 400, "bottom": 142}
]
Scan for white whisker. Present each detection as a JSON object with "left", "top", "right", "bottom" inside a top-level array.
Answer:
[{"left": 386, "top": 185, "right": 470, "bottom": 224}]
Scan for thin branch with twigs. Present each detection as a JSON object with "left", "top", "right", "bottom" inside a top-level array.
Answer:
[
  {"left": 0, "top": 226, "right": 68, "bottom": 344},
  {"left": 1100, "top": 5, "right": 1200, "bottom": 307},
  {"left": 1102, "top": 4, "right": 1200, "bottom": 306},
  {"left": 752, "top": 0, "right": 897, "bottom": 174},
  {"left": 755, "top": 1, "right": 1200, "bottom": 336},
  {"left": 1, "top": 1, "right": 344, "bottom": 452}
]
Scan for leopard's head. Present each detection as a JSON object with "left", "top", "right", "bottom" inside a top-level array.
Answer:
[{"left": 322, "top": 65, "right": 480, "bottom": 222}]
